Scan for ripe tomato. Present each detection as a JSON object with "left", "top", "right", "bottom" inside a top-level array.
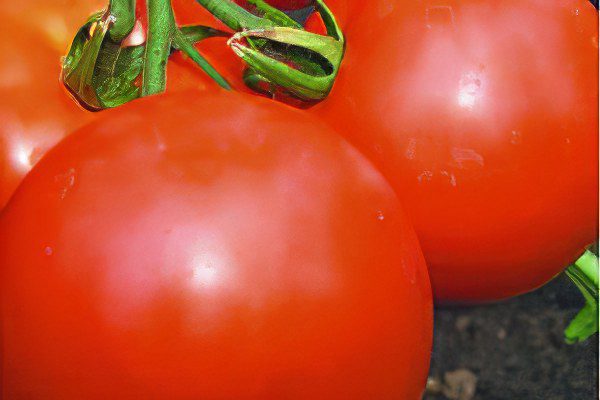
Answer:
[
  {"left": 314, "top": 0, "right": 599, "bottom": 301},
  {"left": 3, "top": 0, "right": 105, "bottom": 52},
  {"left": 1, "top": 91, "right": 433, "bottom": 399},
  {"left": 0, "top": 20, "right": 96, "bottom": 209}
]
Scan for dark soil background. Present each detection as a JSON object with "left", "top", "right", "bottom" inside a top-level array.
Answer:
[{"left": 423, "top": 274, "right": 599, "bottom": 400}]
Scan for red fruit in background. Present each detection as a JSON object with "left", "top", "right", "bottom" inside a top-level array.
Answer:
[
  {"left": 315, "top": 0, "right": 598, "bottom": 302},
  {"left": 0, "top": 20, "right": 96, "bottom": 209},
  {"left": 1, "top": 91, "right": 433, "bottom": 399},
  {"left": 3, "top": 0, "right": 105, "bottom": 52}
]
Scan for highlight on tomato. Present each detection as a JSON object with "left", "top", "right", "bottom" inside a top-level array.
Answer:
[
  {"left": 3, "top": 0, "right": 105, "bottom": 51},
  {"left": 0, "top": 91, "right": 433, "bottom": 399},
  {"left": 0, "top": 19, "right": 96, "bottom": 209}
]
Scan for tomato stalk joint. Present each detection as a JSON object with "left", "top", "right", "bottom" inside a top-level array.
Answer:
[
  {"left": 196, "top": 0, "right": 345, "bottom": 102},
  {"left": 61, "top": 0, "right": 230, "bottom": 110}
]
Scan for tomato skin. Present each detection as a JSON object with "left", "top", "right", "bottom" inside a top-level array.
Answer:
[
  {"left": 3, "top": 0, "right": 105, "bottom": 52},
  {"left": 0, "top": 20, "right": 96, "bottom": 209},
  {"left": 1, "top": 91, "right": 433, "bottom": 398},
  {"left": 315, "top": 0, "right": 599, "bottom": 302}
]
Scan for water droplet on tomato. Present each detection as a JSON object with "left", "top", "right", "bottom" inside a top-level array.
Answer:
[
  {"left": 425, "top": 6, "right": 455, "bottom": 29},
  {"left": 417, "top": 170, "right": 433, "bottom": 183},
  {"left": 376, "top": 211, "right": 385, "bottom": 221},
  {"left": 54, "top": 168, "right": 76, "bottom": 200},
  {"left": 510, "top": 130, "right": 522, "bottom": 145},
  {"left": 451, "top": 148, "right": 484, "bottom": 169},
  {"left": 405, "top": 138, "right": 417, "bottom": 160},
  {"left": 154, "top": 129, "right": 167, "bottom": 152},
  {"left": 440, "top": 170, "right": 457, "bottom": 187}
]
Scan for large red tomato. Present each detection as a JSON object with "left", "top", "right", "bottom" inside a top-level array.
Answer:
[
  {"left": 1, "top": 91, "right": 433, "bottom": 399},
  {"left": 0, "top": 20, "right": 96, "bottom": 209},
  {"left": 314, "top": 0, "right": 599, "bottom": 301}
]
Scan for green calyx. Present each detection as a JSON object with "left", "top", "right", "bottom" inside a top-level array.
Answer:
[
  {"left": 229, "top": 27, "right": 343, "bottom": 101},
  {"left": 62, "top": 0, "right": 230, "bottom": 110},
  {"left": 196, "top": 0, "right": 345, "bottom": 102},
  {"left": 62, "top": 10, "right": 139, "bottom": 110},
  {"left": 564, "top": 249, "right": 599, "bottom": 344},
  {"left": 62, "top": 0, "right": 344, "bottom": 109}
]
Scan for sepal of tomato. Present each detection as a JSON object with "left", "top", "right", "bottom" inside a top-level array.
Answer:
[
  {"left": 62, "top": 0, "right": 232, "bottom": 110},
  {"left": 62, "top": 10, "right": 145, "bottom": 110},
  {"left": 193, "top": 0, "right": 345, "bottom": 102}
]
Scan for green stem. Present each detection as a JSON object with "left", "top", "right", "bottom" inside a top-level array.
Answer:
[
  {"left": 142, "top": 0, "right": 175, "bottom": 96},
  {"left": 108, "top": 0, "right": 136, "bottom": 41},
  {"left": 229, "top": 25, "right": 343, "bottom": 100},
  {"left": 195, "top": 0, "right": 274, "bottom": 30},
  {"left": 176, "top": 25, "right": 230, "bottom": 46},
  {"left": 565, "top": 249, "right": 599, "bottom": 344},
  {"left": 194, "top": 0, "right": 344, "bottom": 102},
  {"left": 247, "top": 0, "right": 302, "bottom": 28},
  {"left": 314, "top": 0, "right": 343, "bottom": 41},
  {"left": 172, "top": 29, "right": 231, "bottom": 89}
]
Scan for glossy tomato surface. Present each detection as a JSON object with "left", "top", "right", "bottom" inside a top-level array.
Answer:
[
  {"left": 3, "top": 0, "right": 105, "bottom": 52},
  {"left": 1, "top": 91, "right": 433, "bottom": 399},
  {"left": 316, "top": 0, "right": 599, "bottom": 301},
  {"left": 0, "top": 20, "right": 96, "bottom": 209}
]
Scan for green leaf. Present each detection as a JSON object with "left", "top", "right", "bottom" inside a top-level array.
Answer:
[
  {"left": 94, "top": 42, "right": 145, "bottom": 108},
  {"left": 246, "top": 0, "right": 302, "bottom": 28},
  {"left": 565, "top": 302, "right": 598, "bottom": 344},
  {"left": 62, "top": 11, "right": 144, "bottom": 110},
  {"left": 172, "top": 29, "right": 231, "bottom": 90},
  {"left": 175, "top": 25, "right": 230, "bottom": 49},
  {"left": 565, "top": 249, "right": 599, "bottom": 344},
  {"left": 62, "top": 11, "right": 110, "bottom": 109},
  {"left": 229, "top": 27, "right": 343, "bottom": 101}
]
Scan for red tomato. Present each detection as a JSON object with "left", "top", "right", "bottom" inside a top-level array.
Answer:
[
  {"left": 314, "top": 0, "right": 599, "bottom": 301},
  {"left": 1, "top": 91, "right": 433, "bottom": 399},
  {"left": 0, "top": 20, "right": 96, "bottom": 209},
  {"left": 3, "top": 0, "right": 105, "bottom": 52}
]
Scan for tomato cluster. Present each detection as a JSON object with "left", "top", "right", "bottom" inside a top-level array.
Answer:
[{"left": 0, "top": 0, "right": 597, "bottom": 398}]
